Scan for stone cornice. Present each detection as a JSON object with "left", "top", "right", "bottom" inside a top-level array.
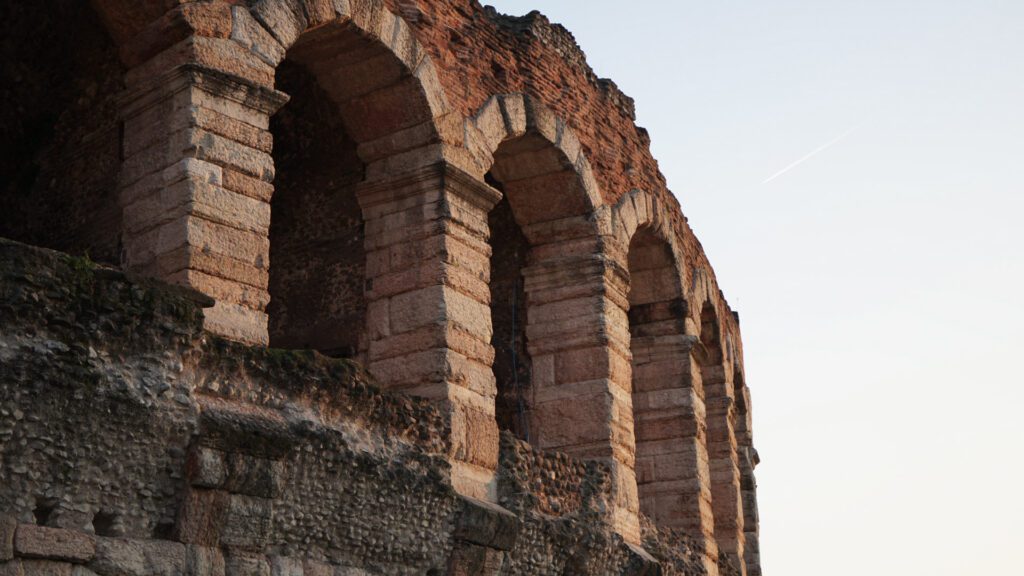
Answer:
[
  {"left": 120, "top": 63, "right": 289, "bottom": 118},
  {"left": 356, "top": 161, "right": 502, "bottom": 212}
]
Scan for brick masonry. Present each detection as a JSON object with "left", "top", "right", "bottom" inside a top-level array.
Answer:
[{"left": 0, "top": 1, "right": 761, "bottom": 574}]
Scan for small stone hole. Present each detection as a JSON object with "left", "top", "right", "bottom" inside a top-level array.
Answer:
[
  {"left": 32, "top": 498, "right": 58, "bottom": 526},
  {"left": 152, "top": 519, "right": 175, "bottom": 540},
  {"left": 92, "top": 510, "right": 118, "bottom": 536}
]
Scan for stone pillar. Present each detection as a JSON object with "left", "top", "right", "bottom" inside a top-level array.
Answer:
[
  {"left": 357, "top": 162, "right": 502, "bottom": 502},
  {"left": 705, "top": 365, "right": 746, "bottom": 574},
  {"left": 735, "top": 385, "right": 761, "bottom": 576},
  {"left": 522, "top": 233, "right": 641, "bottom": 542},
  {"left": 632, "top": 329, "right": 718, "bottom": 574},
  {"left": 119, "top": 63, "right": 288, "bottom": 345},
  {"left": 739, "top": 446, "right": 761, "bottom": 576}
]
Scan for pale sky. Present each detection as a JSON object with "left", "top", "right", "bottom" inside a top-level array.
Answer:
[{"left": 488, "top": 1, "right": 1024, "bottom": 573}]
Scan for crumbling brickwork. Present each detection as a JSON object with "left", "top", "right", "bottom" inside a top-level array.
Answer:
[{"left": 1, "top": 1, "right": 762, "bottom": 574}]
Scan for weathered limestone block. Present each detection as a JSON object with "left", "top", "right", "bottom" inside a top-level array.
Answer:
[
  {"left": 453, "top": 497, "right": 519, "bottom": 551},
  {"left": 223, "top": 551, "right": 270, "bottom": 576},
  {"left": 446, "top": 543, "right": 504, "bottom": 576},
  {"left": 219, "top": 495, "right": 273, "bottom": 552},
  {"left": 15, "top": 560, "right": 76, "bottom": 576},
  {"left": 189, "top": 448, "right": 229, "bottom": 489},
  {"left": 89, "top": 538, "right": 186, "bottom": 576},
  {"left": 250, "top": 0, "right": 308, "bottom": 47},
  {"left": 175, "top": 490, "right": 231, "bottom": 547},
  {"left": 230, "top": 6, "right": 285, "bottom": 67},
  {"left": 187, "top": 447, "right": 288, "bottom": 499},
  {"left": 14, "top": 526, "right": 95, "bottom": 564},
  {"left": 186, "top": 546, "right": 226, "bottom": 576}
]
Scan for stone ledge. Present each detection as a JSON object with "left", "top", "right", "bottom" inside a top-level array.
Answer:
[
  {"left": 453, "top": 496, "right": 519, "bottom": 551},
  {"left": 623, "top": 541, "right": 662, "bottom": 576}
]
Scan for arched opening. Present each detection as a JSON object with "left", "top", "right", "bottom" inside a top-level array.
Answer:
[
  {"left": 626, "top": 227, "right": 700, "bottom": 531},
  {"left": 734, "top": 368, "right": 761, "bottom": 576},
  {"left": 266, "top": 20, "right": 439, "bottom": 356},
  {"left": 485, "top": 131, "right": 594, "bottom": 444},
  {"left": 487, "top": 177, "right": 531, "bottom": 439},
  {"left": 267, "top": 59, "right": 365, "bottom": 355},
  {"left": 700, "top": 300, "right": 745, "bottom": 566},
  {"left": 0, "top": 1, "right": 123, "bottom": 263}
]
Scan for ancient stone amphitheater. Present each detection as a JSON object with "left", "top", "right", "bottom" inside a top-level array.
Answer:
[{"left": 0, "top": 1, "right": 761, "bottom": 574}]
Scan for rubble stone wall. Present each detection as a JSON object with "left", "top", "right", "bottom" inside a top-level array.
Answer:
[{"left": 0, "top": 238, "right": 712, "bottom": 575}]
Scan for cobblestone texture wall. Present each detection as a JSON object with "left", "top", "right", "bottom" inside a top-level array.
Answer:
[{"left": 1, "top": 238, "right": 710, "bottom": 575}]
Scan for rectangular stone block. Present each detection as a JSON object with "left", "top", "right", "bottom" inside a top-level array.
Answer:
[
  {"left": 193, "top": 130, "right": 275, "bottom": 181},
  {"left": 219, "top": 495, "right": 272, "bottom": 552},
  {"left": 222, "top": 168, "right": 274, "bottom": 203},
  {"left": 168, "top": 270, "right": 269, "bottom": 310},
  {"left": 158, "top": 249, "right": 269, "bottom": 290},
  {"left": 17, "top": 560, "right": 74, "bottom": 575},
  {"left": 187, "top": 545, "right": 226, "bottom": 576},
  {"left": 532, "top": 392, "right": 612, "bottom": 452},
  {"left": 223, "top": 550, "right": 270, "bottom": 576},
  {"left": 175, "top": 489, "right": 230, "bottom": 547},
  {"left": 388, "top": 285, "right": 445, "bottom": 334},
  {"left": 202, "top": 300, "right": 268, "bottom": 346},
  {"left": 192, "top": 36, "right": 275, "bottom": 87},
  {"left": 251, "top": 0, "right": 308, "bottom": 47},
  {"left": 454, "top": 406, "right": 499, "bottom": 469},
  {"left": 13, "top": 526, "right": 94, "bottom": 564},
  {"left": 555, "top": 346, "right": 612, "bottom": 384},
  {"left": 222, "top": 454, "right": 288, "bottom": 498},
  {"left": 230, "top": 6, "right": 286, "bottom": 67},
  {"left": 91, "top": 537, "right": 186, "bottom": 576}
]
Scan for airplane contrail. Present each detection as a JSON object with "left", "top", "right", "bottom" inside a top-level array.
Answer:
[{"left": 761, "top": 126, "right": 859, "bottom": 184}]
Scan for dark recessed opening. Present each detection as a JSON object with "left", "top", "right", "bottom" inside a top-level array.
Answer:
[
  {"left": 32, "top": 498, "right": 58, "bottom": 526},
  {"left": 92, "top": 510, "right": 119, "bottom": 537}
]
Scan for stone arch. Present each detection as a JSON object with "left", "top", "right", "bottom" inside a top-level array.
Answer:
[
  {"left": 111, "top": 0, "right": 458, "bottom": 346},
  {"left": 470, "top": 95, "right": 644, "bottom": 540},
  {"left": 698, "top": 297, "right": 746, "bottom": 572},
  {"left": 246, "top": 0, "right": 452, "bottom": 163},
  {"left": 255, "top": 1, "right": 452, "bottom": 357},
  {"left": 106, "top": 0, "right": 507, "bottom": 502},
  {"left": 469, "top": 94, "right": 610, "bottom": 446},
  {"left": 614, "top": 190, "right": 716, "bottom": 571},
  {"left": 468, "top": 93, "right": 603, "bottom": 221}
]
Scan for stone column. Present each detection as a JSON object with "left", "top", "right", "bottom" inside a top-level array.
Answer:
[
  {"left": 521, "top": 230, "right": 641, "bottom": 542},
  {"left": 632, "top": 328, "right": 718, "bottom": 574},
  {"left": 705, "top": 365, "right": 746, "bottom": 574},
  {"left": 739, "top": 446, "right": 761, "bottom": 576},
  {"left": 357, "top": 162, "right": 502, "bottom": 502},
  {"left": 119, "top": 63, "right": 288, "bottom": 345},
  {"left": 735, "top": 385, "right": 761, "bottom": 576}
]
